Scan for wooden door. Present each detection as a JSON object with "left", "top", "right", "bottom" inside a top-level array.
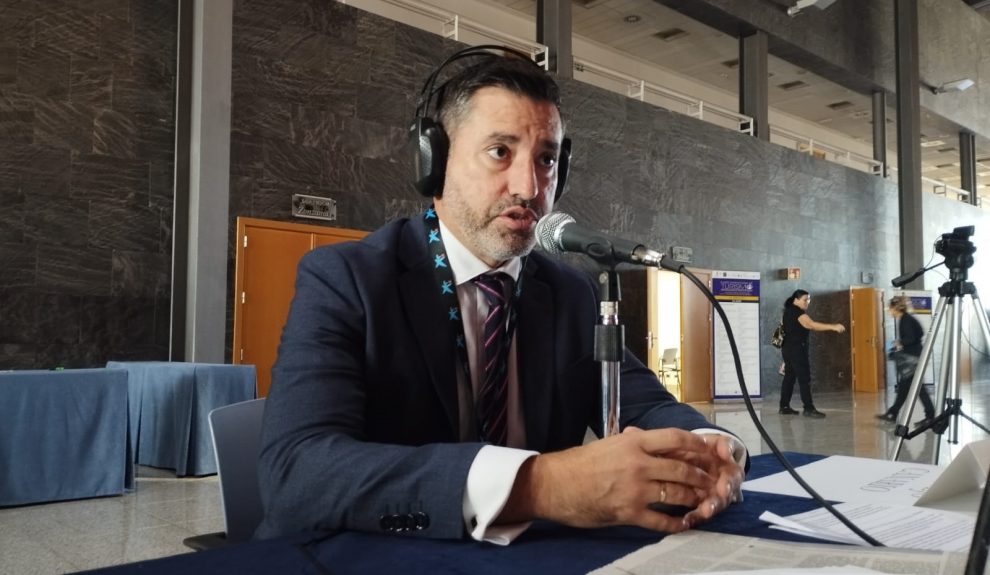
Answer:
[
  {"left": 680, "top": 269, "right": 713, "bottom": 403},
  {"left": 233, "top": 217, "right": 366, "bottom": 397},
  {"left": 850, "top": 287, "right": 884, "bottom": 392}
]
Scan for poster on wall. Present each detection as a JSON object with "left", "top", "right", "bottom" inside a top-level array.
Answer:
[
  {"left": 712, "top": 270, "right": 761, "bottom": 401},
  {"left": 896, "top": 289, "right": 936, "bottom": 387}
]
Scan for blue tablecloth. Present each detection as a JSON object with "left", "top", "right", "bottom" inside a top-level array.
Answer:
[
  {"left": 79, "top": 453, "right": 828, "bottom": 575},
  {"left": 0, "top": 368, "right": 133, "bottom": 507},
  {"left": 106, "top": 362, "right": 256, "bottom": 477}
]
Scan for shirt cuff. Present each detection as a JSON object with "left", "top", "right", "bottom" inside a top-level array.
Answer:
[{"left": 462, "top": 445, "right": 538, "bottom": 545}]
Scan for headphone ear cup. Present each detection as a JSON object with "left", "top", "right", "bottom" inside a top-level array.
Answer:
[
  {"left": 410, "top": 117, "right": 449, "bottom": 197},
  {"left": 554, "top": 137, "right": 572, "bottom": 203}
]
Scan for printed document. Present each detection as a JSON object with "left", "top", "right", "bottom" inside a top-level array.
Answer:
[
  {"left": 588, "top": 530, "right": 967, "bottom": 575},
  {"left": 760, "top": 502, "right": 974, "bottom": 552}
]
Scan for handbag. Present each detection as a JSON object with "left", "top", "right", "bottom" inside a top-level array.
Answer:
[
  {"left": 890, "top": 349, "right": 919, "bottom": 382},
  {"left": 770, "top": 321, "right": 785, "bottom": 348}
]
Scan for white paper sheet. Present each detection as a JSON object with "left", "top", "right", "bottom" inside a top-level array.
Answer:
[
  {"left": 742, "top": 455, "right": 941, "bottom": 504},
  {"left": 589, "top": 530, "right": 966, "bottom": 575},
  {"left": 760, "top": 502, "right": 974, "bottom": 552}
]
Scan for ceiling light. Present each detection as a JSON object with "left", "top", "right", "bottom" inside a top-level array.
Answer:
[
  {"left": 930, "top": 78, "right": 975, "bottom": 94},
  {"left": 623, "top": 14, "right": 641, "bottom": 23},
  {"left": 778, "top": 80, "right": 808, "bottom": 91},
  {"left": 920, "top": 140, "right": 946, "bottom": 148},
  {"left": 654, "top": 27, "right": 688, "bottom": 41},
  {"left": 827, "top": 100, "right": 854, "bottom": 111},
  {"left": 787, "top": 0, "right": 839, "bottom": 17}
]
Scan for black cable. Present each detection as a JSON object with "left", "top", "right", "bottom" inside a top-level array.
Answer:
[
  {"left": 669, "top": 263, "right": 884, "bottom": 547},
  {"left": 965, "top": 463, "right": 990, "bottom": 575}
]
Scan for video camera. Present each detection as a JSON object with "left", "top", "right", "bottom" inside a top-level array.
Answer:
[{"left": 935, "top": 225, "right": 976, "bottom": 272}]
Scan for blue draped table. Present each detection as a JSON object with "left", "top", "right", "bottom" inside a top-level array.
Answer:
[
  {"left": 0, "top": 368, "right": 133, "bottom": 507},
  {"left": 106, "top": 362, "right": 256, "bottom": 477},
  {"left": 78, "top": 452, "right": 829, "bottom": 574}
]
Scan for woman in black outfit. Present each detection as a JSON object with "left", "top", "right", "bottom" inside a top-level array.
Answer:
[
  {"left": 778, "top": 289, "right": 846, "bottom": 418},
  {"left": 876, "top": 295, "right": 936, "bottom": 425}
]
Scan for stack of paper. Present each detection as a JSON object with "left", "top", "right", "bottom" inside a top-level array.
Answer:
[
  {"left": 741, "top": 440, "right": 990, "bottom": 551},
  {"left": 760, "top": 503, "right": 972, "bottom": 552}
]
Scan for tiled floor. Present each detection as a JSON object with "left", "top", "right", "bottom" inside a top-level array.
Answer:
[{"left": 2, "top": 382, "right": 988, "bottom": 574}]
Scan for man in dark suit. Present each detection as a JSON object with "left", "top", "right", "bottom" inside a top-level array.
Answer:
[{"left": 256, "top": 48, "right": 746, "bottom": 544}]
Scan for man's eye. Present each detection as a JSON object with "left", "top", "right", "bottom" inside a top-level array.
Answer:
[
  {"left": 487, "top": 146, "right": 509, "bottom": 160},
  {"left": 539, "top": 153, "right": 557, "bottom": 168}
]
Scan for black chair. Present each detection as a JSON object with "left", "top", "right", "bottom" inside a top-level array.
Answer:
[
  {"left": 658, "top": 348, "right": 681, "bottom": 394},
  {"left": 183, "top": 398, "right": 266, "bottom": 550}
]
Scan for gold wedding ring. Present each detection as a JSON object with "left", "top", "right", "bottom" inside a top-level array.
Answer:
[{"left": 658, "top": 483, "right": 668, "bottom": 504}]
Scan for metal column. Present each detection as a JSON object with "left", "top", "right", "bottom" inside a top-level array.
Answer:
[
  {"left": 894, "top": 0, "right": 924, "bottom": 288},
  {"left": 739, "top": 30, "right": 769, "bottom": 141},
  {"left": 182, "top": 0, "right": 233, "bottom": 362},
  {"left": 170, "top": 0, "right": 192, "bottom": 361},
  {"left": 960, "top": 130, "right": 978, "bottom": 206},
  {"left": 537, "top": 0, "right": 573, "bottom": 79},
  {"left": 872, "top": 90, "right": 888, "bottom": 177}
]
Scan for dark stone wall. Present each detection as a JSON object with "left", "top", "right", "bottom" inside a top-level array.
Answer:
[
  {"left": 0, "top": 1, "right": 177, "bottom": 369},
  {"left": 657, "top": 0, "right": 990, "bottom": 145},
  {"left": 228, "top": 1, "right": 990, "bottom": 397},
  {"left": 3, "top": 0, "right": 985, "bottom": 397}
]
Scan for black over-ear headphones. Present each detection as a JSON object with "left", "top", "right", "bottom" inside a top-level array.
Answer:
[{"left": 409, "top": 45, "right": 572, "bottom": 201}]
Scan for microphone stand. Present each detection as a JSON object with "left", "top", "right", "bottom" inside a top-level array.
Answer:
[{"left": 595, "top": 267, "right": 623, "bottom": 438}]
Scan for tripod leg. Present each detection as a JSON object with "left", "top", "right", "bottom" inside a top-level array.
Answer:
[
  {"left": 955, "top": 410, "right": 990, "bottom": 435},
  {"left": 893, "top": 296, "right": 948, "bottom": 460},
  {"left": 948, "top": 297, "right": 964, "bottom": 447}
]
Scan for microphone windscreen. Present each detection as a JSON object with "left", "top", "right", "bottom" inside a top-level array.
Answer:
[{"left": 535, "top": 212, "right": 574, "bottom": 255}]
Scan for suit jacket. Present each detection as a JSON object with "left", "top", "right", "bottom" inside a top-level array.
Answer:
[{"left": 256, "top": 215, "right": 722, "bottom": 540}]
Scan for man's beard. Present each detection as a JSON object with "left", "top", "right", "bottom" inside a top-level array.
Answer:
[{"left": 447, "top": 196, "right": 540, "bottom": 264}]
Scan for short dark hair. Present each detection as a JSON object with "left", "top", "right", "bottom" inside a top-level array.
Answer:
[
  {"left": 785, "top": 289, "right": 809, "bottom": 309},
  {"left": 434, "top": 54, "right": 562, "bottom": 134}
]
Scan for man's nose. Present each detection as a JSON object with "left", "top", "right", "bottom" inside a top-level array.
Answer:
[{"left": 508, "top": 157, "right": 540, "bottom": 200}]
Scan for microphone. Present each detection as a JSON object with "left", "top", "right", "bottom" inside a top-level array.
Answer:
[
  {"left": 535, "top": 212, "right": 664, "bottom": 267},
  {"left": 891, "top": 269, "right": 925, "bottom": 288},
  {"left": 891, "top": 261, "right": 943, "bottom": 288}
]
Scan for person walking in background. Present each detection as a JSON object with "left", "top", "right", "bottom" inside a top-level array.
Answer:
[
  {"left": 876, "top": 295, "right": 936, "bottom": 426},
  {"left": 778, "top": 289, "right": 846, "bottom": 418}
]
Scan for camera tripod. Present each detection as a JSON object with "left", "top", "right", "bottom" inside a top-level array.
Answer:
[{"left": 891, "top": 275, "right": 990, "bottom": 463}]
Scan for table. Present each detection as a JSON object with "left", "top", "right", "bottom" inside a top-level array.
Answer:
[
  {"left": 106, "top": 362, "right": 256, "bottom": 476},
  {"left": 78, "top": 453, "right": 827, "bottom": 574},
  {"left": 0, "top": 368, "right": 133, "bottom": 506}
]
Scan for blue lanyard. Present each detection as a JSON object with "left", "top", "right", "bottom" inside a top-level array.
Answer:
[{"left": 422, "top": 206, "right": 524, "bottom": 439}]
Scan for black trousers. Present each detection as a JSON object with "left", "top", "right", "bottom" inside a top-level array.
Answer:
[
  {"left": 780, "top": 345, "right": 814, "bottom": 410},
  {"left": 887, "top": 375, "right": 936, "bottom": 419}
]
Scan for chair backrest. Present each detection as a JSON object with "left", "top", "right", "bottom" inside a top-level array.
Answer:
[
  {"left": 660, "top": 348, "right": 678, "bottom": 367},
  {"left": 209, "top": 397, "right": 266, "bottom": 544}
]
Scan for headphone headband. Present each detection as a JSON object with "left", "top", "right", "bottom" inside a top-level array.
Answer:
[{"left": 415, "top": 45, "right": 537, "bottom": 120}]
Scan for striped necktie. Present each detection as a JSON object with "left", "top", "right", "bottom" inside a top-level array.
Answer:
[{"left": 472, "top": 273, "right": 513, "bottom": 446}]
